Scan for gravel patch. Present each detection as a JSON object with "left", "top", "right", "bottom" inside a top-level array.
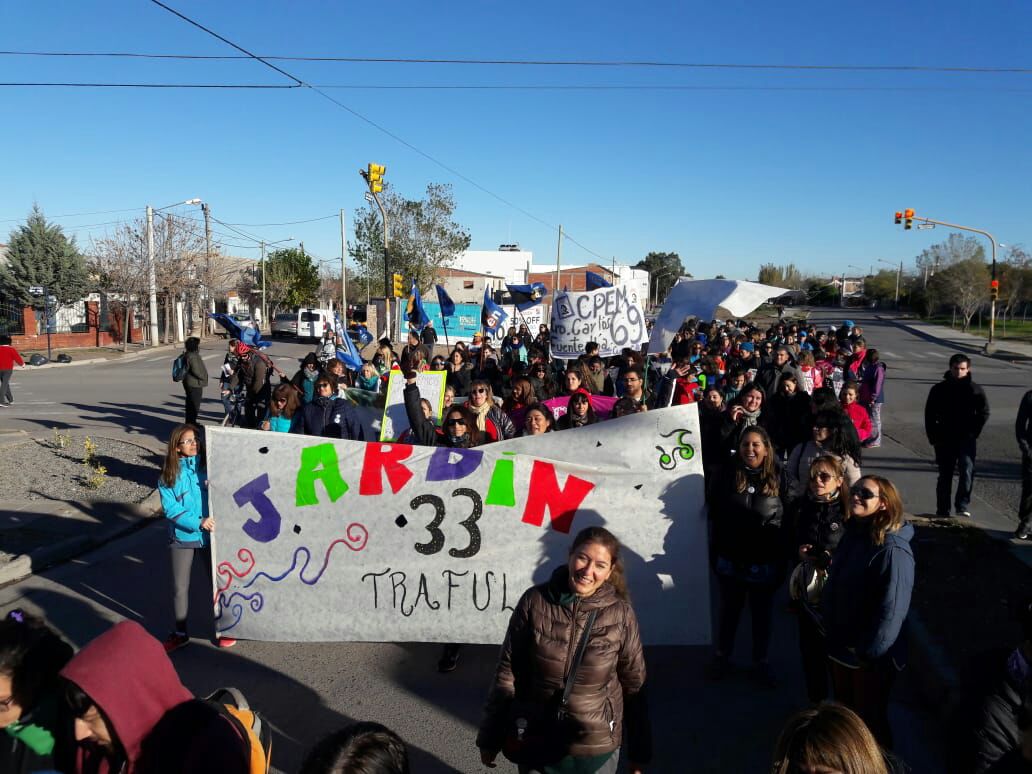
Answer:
[{"left": 0, "top": 436, "right": 160, "bottom": 504}]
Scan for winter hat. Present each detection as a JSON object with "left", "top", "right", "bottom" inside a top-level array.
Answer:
[{"left": 739, "top": 342, "right": 755, "bottom": 353}]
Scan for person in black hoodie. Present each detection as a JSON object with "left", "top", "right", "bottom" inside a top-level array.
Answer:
[
  {"left": 299, "top": 375, "right": 364, "bottom": 439},
  {"left": 924, "top": 353, "right": 991, "bottom": 517},
  {"left": 707, "top": 425, "right": 785, "bottom": 687},
  {"left": 766, "top": 373, "right": 813, "bottom": 459},
  {"left": 1015, "top": 389, "right": 1032, "bottom": 540},
  {"left": 0, "top": 610, "right": 74, "bottom": 774},
  {"left": 787, "top": 456, "right": 849, "bottom": 703}
]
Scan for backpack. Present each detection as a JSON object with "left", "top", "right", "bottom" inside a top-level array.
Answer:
[
  {"left": 172, "top": 353, "right": 188, "bottom": 382},
  {"left": 204, "top": 688, "right": 272, "bottom": 774}
]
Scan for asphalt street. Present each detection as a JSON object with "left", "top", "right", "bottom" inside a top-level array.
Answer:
[{"left": 1, "top": 316, "right": 1015, "bottom": 771}]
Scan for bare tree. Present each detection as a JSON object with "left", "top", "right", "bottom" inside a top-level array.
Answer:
[
  {"left": 929, "top": 257, "right": 990, "bottom": 331},
  {"left": 151, "top": 214, "right": 208, "bottom": 342},
  {"left": 916, "top": 233, "right": 985, "bottom": 280},
  {"left": 89, "top": 224, "right": 148, "bottom": 351}
]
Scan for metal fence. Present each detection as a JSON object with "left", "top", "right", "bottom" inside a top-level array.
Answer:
[{"left": 0, "top": 299, "right": 23, "bottom": 336}]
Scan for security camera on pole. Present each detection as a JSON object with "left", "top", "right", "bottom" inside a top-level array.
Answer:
[
  {"left": 893, "top": 208, "right": 999, "bottom": 353},
  {"left": 359, "top": 163, "right": 390, "bottom": 340}
]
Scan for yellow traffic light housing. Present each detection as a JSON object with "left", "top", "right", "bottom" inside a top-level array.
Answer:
[
  {"left": 904, "top": 208, "right": 915, "bottom": 230},
  {"left": 367, "top": 163, "right": 386, "bottom": 194},
  {"left": 392, "top": 273, "right": 404, "bottom": 298},
  {"left": 894, "top": 211, "right": 902, "bottom": 226}
]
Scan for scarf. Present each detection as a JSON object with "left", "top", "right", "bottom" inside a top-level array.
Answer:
[
  {"left": 740, "top": 407, "right": 761, "bottom": 427},
  {"left": 468, "top": 399, "right": 493, "bottom": 433}
]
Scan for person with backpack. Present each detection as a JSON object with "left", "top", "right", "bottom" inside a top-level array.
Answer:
[
  {"left": 158, "top": 423, "right": 235, "bottom": 653},
  {"left": 175, "top": 337, "right": 208, "bottom": 425},
  {"left": 60, "top": 620, "right": 262, "bottom": 774}
]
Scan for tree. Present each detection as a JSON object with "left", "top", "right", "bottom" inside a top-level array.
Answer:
[
  {"left": 999, "top": 244, "right": 1031, "bottom": 319},
  {"left": 633, "top": 251, "right": 685, "bottom": 305},
  {"left": 757, "top": 262, "right": 805, "bottom": 288},
  {"left": 257, "top": 248, "right": 320, "bottom": 311},
  {"left": 863, "top": 269, "right": 899, "bottom": 304},
  {"left": 89, "top": 223, "right": 148, "bottom": 350},
  {"left": 0, "top": 205, "right": 89, "bottom": 305},
  {"left": 928, "top": 257, "right": 990, "bottom": 331},
  {"left": 349, "top": 183, "right": 471, "bottom": 295},
  {"left": 915, "top": 233, "right": 985, "bottom": 280}
]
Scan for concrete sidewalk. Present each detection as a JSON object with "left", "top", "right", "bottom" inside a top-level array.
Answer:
[
  {"left": 879, "top": 314, "right": 1032, "bottom": 359},
  {"left": 19, "top": 342, "right": 182, "bottom": 370}
]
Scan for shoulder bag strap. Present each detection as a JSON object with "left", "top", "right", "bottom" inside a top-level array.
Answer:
[{"left": 561, "top": 609, "right": 599, "bottom": 707}]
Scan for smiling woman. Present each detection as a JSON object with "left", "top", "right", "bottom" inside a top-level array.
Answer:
[{"left": 477, "top": 526, "right": 651, "bottom": 774}]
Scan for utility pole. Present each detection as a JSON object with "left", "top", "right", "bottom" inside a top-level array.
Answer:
[
  {"left": 260, "top": 241, "right": 267, "bottom": 326},
  {"left": 146, "top": 205, "right": 159, "bottom": 346},
  {"left": 202, "top": 203, "right": 213, "bottom": 337},
  {"left": 360, "top": 163, "right": 390, "bottom": 339},
  {"left": 340, "top": 208, "right": 347, "bottom": 319},
  {"left": 554, "top": 224, "right": 563, "bottom": 300}
]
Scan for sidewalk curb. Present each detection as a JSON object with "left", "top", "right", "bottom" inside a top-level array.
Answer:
[
  {"left": 23, "top": 343, "right": 180, "bottom": 370},
  {"left": 0, "top": 488, "right": 161, "bottom": 587}
]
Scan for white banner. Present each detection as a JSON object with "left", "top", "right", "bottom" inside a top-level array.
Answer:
[
  {"left": 207, "top": 405, "right": 709, "bottom": 645},
  {"left": 549, "top": 286, "right": 648, "bottom": 359},
  {"left": 489, "top": 305, "right": 545, "bottom": 344},
  {"left": 379, "top": 370, "right": 446, "bottom": 442}
]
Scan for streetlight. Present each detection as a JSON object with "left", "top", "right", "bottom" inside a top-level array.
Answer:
[
  {"left": 146, "top": 199, "right": 201, "bottom": 346},
  {"left": 877, "top": 258, "right": 902, "bottom": 308},
  {"left": 651, "top": 270, "right": 674, "bottom": 309}
]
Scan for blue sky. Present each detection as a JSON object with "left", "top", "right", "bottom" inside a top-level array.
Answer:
[{"left": 1, "top": 1, "right": 1029, "bottom": 280}]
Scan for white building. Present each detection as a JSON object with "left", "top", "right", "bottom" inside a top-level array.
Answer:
[{"left": 451, "top": 245, "right": 532, "bottom": 284}]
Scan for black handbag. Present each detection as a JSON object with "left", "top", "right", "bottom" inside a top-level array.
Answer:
[{"left": 503, "top": 609, "right": 599, "bottom": 766}]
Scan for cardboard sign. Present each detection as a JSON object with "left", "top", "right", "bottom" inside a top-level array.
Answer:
[
  {"left": 379, "top": 370, "right": 447, "bottom": 442},
  {"left": 207, "top": 404, "right": 709, "bottom": 645},
  {"left": 550, "top": 286, "right": 648, "bottom": 359}
]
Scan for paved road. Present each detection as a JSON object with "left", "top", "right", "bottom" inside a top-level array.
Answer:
[{"left": 0, "top": 326, "right": 969, "bottom": 772}]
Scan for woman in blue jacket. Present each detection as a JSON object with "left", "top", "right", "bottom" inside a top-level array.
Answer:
[
  {"left": 821, "top": 474, "right": 914, "bottom": 749},
  {"left": 158, "top": 424, "right": 234, "bottom": 652}
]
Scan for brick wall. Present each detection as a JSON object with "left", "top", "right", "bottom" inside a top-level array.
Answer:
[{"left": 10, "top": 303, "right": 144, "bottom": 351}]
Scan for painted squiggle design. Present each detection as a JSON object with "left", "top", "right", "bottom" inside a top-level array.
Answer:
[
  {"left": 241, "top": 522, "right": 369, "bottom": 590},
  {"left": 215, "top": 591, "right": 265, "bottom": 634},
  {"left": 215, "top": 548, "right": 256, "bottom": 595},
  {"left": 656, "top": 428, "right": 695, "bottom": 470}
]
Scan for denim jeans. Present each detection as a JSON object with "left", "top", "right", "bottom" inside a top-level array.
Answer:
[{"left": 934, "top": 440, "right": 976, "bottom": 514}]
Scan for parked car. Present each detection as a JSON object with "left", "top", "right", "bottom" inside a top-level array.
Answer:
[
  {"left": 271, "top": 312, "right": 298, "bottom": 337},
  {"left": 230, "top": 312, "right": 256, "bottom": 329}
]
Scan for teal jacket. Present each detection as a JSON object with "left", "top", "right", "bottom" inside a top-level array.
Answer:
[{"left": 158, "top": 456, "right": 209, "bottom": 548}]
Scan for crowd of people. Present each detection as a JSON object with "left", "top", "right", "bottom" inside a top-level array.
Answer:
[{"left": 5, "top": 312, "right": 1031, "bottom": 772}]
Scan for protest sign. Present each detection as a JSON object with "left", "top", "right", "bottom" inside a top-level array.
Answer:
[
  {"left": 379, "top": 370, "right": 447, "bottom": 442},
  {"left": 490, "top": 305, "right": 544, "bottom": 344},
  {"left": 207, "top": 403, "right": 709, "bottom": 645},
  {"left": 541, "top": 394, "right": 619, "bottom": 420},
  {"left": 550, "top": 286, "right": 648, "bottom": 359}
]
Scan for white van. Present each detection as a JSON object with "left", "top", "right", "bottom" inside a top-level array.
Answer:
[{"left": 296, "top": 308, "right": 334, "bottom": 340}]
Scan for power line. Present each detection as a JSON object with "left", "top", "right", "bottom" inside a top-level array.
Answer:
[
  {"left": 4, "top": 81, "right": 1031, "bottom": 93},
  {"left": 146, "top": 0, "right": 611, "bottom": 262},
  {"left": 2, "top": 49, "right": 1030, "bottom": 74}
]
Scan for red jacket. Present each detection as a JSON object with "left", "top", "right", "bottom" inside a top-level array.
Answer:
[
  {"left": 0, "top": 345, "right": 24, "bottom": 370},
  {"left": 842, "top": 401, "right": 872, "bottom": 442}
]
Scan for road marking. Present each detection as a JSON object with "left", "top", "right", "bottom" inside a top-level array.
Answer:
[
  {"left": 144, "top": 356, "right": 168, "bottom": 362},
  {"left": 880, "top": 351, "right": 901, "bottom": 359}
]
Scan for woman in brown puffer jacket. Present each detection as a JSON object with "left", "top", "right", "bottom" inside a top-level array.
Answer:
[{"left": 477, "top": 526, "right": 652, "bottom": 773}]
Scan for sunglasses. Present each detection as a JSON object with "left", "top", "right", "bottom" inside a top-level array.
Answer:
[
  {"left": 810, "top": 471, "right": 836, "bottom": 483},
  {"left": 472, "top": 388, "right": 488, "bottom": 394},
  {"left": 850, "top": 484, "right": 879, "bottom": 501},
  {"left": 178, "top": 438, "right": 198, "bottom": 446},
  {"left": 445, "top": 418, "right": 466, "bottom": 427}
]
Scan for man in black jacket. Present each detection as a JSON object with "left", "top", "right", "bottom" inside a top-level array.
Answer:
[
  {"left": 1016, "top": 388, "right": 1032, "bottom": 540},
  {"left": 925, "top": 353, "right": 991, "bottom": 517}
]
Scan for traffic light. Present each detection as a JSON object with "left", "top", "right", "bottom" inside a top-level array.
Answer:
[
  {"left": 990, "top": 279, "right": 1000, "bottom": 301},
  {"left": 904, "top": 208, "right": 915, "bottom": 230},
  {"left": 894, "top": 211, "right": 902, "bottom": 226},
  {"left": 367, "top": 163, "right": 386, "bottom": 194},
  {"left": 392, "top": 273, "right": 404, "bottom": 298}
]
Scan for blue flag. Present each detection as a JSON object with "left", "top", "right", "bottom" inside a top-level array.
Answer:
[
  {"left": 505, "top": 282, "right": 548, "bottom": 312},
  {"left": 586, "top": 271, "right": 612, "bottom": 290},
  {"left": 406, "top": 283, "right": 430, "bottom": 329},
  {"left": 354, "top": 324, "right": 373, "bottom": 347},
  {"left": 333, "top": 314, "right": 364, "bottom": 371},
  {"left": 481, "top": 287, "right": 509, "bottom": 331},
  {"left": 209, "top": 313, "right": 270, "bottom": 349},
  {"left": 435, "top": 284, "right": 456, "bottom": 317}
]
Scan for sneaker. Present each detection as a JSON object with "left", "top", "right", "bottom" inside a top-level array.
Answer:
[
  {"left": 956, "top": 509, "right": 972, "bottom": 518},
  {"left": 437, "top": 644, "right": 461, "bottom": 673},
  {"left": 1015, "top": 530, "right": 1031, "bottom": 542},
  {"left": 215, "top": 637, "right": 237, "bottom": 648},
  {"left": 163, "top": 632, "right": 190, "bottom": 653},
  {"left": 750, "top": 661, "right": 777, "bottom": 689},
  {"left": 705, "top": 654, "right": 731, "bottom": 681}
]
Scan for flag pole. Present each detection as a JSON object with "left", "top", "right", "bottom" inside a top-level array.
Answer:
[{"left": 441, "top": 313, "right": 450, "bottom": 351}]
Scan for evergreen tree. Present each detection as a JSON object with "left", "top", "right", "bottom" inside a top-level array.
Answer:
[{"left": 0, "top": 205, "right": 90, "bottom": 305}]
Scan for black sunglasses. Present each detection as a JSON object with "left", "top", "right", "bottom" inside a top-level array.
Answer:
[
  {"left": 850, "top": 484, "right": 879, "bottom": 501},
  {"left": 445, "top": 418, "right": 466, "bottom": 427}
]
